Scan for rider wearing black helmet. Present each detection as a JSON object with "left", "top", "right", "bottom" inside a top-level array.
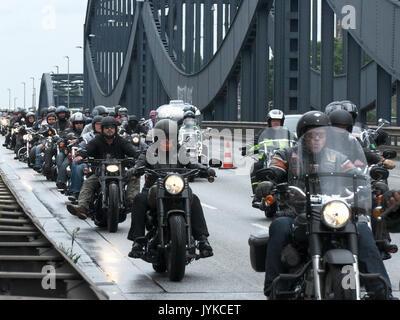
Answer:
[
  {"left": 66, "top": 116, "right": 139, "bottom": 220},
  {"left": 82, "top": 105, "right": 108, "bottom": 135},
  {"left": 126, "top": 119, "right": 215, "bottom": 259},
  {"left": 261, "top": 110, "right": 394, "bottom": 299},
  {"left": 67, "top": 116, "right": 105, "bottom": 199},
  {"left": 55, "top": 106, "right": 72, "bottom": 133}
]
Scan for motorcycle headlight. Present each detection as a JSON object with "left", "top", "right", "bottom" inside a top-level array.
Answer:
[
  {"left": 165, "top": 175, "right": 184, "bottom": 195},
  {"left": 132, "top": 136, "right": 140, "bottom": 144},
  {"left": 23, "top": 134, "right": 28, "bottom": 140},
  {"left": 322, "top": 201, "right": 351, "bottom": 229},
  {"left": 106, "top": 164, "right": 119, "bottom": 173}
]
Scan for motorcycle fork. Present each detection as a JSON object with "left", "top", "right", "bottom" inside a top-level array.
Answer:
[
  {"left": 184, "top": 185, "right": 193, "bottom": 248},
  {"left": 348, "top": 233, "right": 361, "bottom": 300},
  {"left": 310, "top": 233, "right": 323, "bottom": 300}
]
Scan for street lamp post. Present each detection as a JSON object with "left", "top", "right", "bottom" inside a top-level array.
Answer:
[
  {"left": 64, "top": 56, "right": 70, "bottom": 109},
  {"left": 21, "top": 82, "right": 26, "bottom": 108},
  {"left": 53, "top": 65, "right": 59, "bottom": 74},
  {"left": 30, "top": 77, "right": 36, "bottom": 109},
  {"left": 14, "top": 97, "right": 17, "bottom": 110},
  {"left": 7, "top": 89, "right": 11, "bottom": 112}
]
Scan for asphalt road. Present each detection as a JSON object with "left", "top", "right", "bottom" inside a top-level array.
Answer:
[{"left": 0, "top": 135, "right": 399, "bottom": 300}]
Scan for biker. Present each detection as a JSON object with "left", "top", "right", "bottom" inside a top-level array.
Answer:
[
  {"left": 54, "top": 106, "right": 72, "bottom": 133},
  {"left": 68, "top": 115, "right": 104, "bottom": 200},
  {"left": 126, "top": 119, "right": 215, "bottom": 259},
  {"left": 262, "top": 111, "right": 394, "bottom": 300},
  {"left": 117, "top": 107, "right": 129, "bottom": 123},
  {"left": 66, "top": 116, "right": 139, "bottom": 220},
  {"left": 3, "top": 111, "right": 19, "bottom": 147},
  {"left": 13, "top": 112, "right": 37, "bottom": 158},
  {"left": 55, "top": 112, "right": 86, "bottom": 190},
  {"left": 34, "top": 113, "right": 58, "bottom": 172},
  {"left": 146, "top": 110, "right": 157, "bottom": 132},
  {"left": 179, "top": 111, "right": 200, "bottom": 130},
  {"left": 81, "top": 105, "right": 109, "bottom": 135},
  {"left": 325, "top": 102, "right": 394, "bottom": 168},
  {"left": 250, "top": 109, "right": 294, "bottom": 200},
  {"left": 123, "top": 115, "right": 147, "bottom": 135}
]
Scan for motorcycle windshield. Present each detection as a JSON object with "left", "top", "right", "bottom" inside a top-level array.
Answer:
[
  {"left": 256, "top": 127, "right": 296, "bottom": 152},
  {"left": 294, "top": 126, "right": 371, "bottom": 212}
]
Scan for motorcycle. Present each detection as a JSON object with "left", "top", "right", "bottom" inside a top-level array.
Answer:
[
  {"left": 85, "top": 157, "right": 135, "bottom": 233},
  {"left": 242, "top": 127, "right": 296, "bottom": 218},
  {"left": 41, "top": 127, "right": 60, "bottom": 181},
  {"left": 16, "top": 127, "right": 35, "bottom": 164},
  {"left": 132, "top": 167, "right": 216, "bottom": 282},
  {"left": 1, "top": 117, "right": 10, "bottom": 136},
  {"left": 368, "top": 150, "right": 399, "bottom": 260},
  {"left": 249, "top": 126, "right": 391, "bottom": 300}
]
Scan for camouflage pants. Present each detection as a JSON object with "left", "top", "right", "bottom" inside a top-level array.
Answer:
[{"left": 78, "top": 174, "right": 140, "bottom": 210}]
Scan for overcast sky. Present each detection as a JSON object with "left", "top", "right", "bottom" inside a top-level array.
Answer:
[{"left": 0, "top": 0, "right": 88, "bottom": 109}]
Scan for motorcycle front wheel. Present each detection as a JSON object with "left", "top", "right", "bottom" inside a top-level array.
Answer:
[
  {"left": 107, "top": 183, "right": 120, "bottom": 233},
  {"left": 17, "top": 147, "right": 27, "bottom": 162},
  {"left": 166, "top": 214, "right": 187, "bottom": 281},
  {"left": 324, "top": 265, "right": 356, "bottom": 300}
]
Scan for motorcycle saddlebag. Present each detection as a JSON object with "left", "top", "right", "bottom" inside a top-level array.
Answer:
[{"left": 248, "top": 232, "right": 269, "bottom": 272}]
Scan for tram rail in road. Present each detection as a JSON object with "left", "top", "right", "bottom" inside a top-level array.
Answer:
[{"left": 0, "top": 174, "right": 108, "bottom": 300}]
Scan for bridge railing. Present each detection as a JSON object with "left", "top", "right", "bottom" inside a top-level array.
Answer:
[{"left": 201, "top": 121, "right": 400, "bottom": 158}]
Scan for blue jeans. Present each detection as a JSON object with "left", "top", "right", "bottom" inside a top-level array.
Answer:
[
  {"left": 264, "top": 217, "right": 392, "bottom": 297},
  {"left": 35, "top": 143, "right": 44, "bottom": 169},
  {"left": 69, "top": 161, "right": 84, "bottom": 194},
  {"left": 56, "top": 152, "right": 69, "bottom": 184}
]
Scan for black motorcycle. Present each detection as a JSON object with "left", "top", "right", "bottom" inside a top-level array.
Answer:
[
  {"left": 249, "top": 127, "right": 391, "bottom": 300},
  {"left": 41, "top": 128, "right": 60, "bottom": 181},
  {"left": 369, "top": 150, "right": 399, "bottom": 260},
  {"left": 132, "top": 167, "right": 215, "bottom": 282},
  {"left": 85, "top": 157, "right": 135, "bottom": 233}
]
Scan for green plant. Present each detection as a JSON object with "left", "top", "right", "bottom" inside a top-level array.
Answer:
[{"left": 58, "top": 227, "right": 81, "bottom": 264}]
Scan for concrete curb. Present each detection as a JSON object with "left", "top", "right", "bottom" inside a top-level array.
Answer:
[{"left": 0, "top": 160, "right": 126, "bottom": 299}]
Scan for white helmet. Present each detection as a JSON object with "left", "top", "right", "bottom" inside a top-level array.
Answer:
[{"left": 266, "top": 109, "right": 285, "bottom": 126}]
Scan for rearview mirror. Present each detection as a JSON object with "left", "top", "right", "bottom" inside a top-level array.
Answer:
[
  {"left": 383, "top": 150, "right": 397, "bottom": 159},
  {"left": 370, "top": 166, "right": 389, "bottom": 181},
  {"left": 378, "top": 118, "right": 390, "bottom": 126}
]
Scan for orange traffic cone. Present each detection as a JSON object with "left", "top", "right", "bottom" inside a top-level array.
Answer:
[{"left": 221, "top": 141, "right": 236, "bottom": 169}]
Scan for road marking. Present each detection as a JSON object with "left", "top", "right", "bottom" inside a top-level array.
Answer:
[
  {"left": 201, "top": 202, "right": 218, "bottom": 210},
  {"left": 391, "top": 174, "right": 400, "bottom": 178},
  {"left": 252, "top": 223, "right": 269, "bottom": 232}
]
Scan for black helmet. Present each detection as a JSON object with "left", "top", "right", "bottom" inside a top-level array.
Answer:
[
  {"left": 296, "top": 111, "right": 330, "bottom": 138},
  {"left": 101, "top": 116, "right": 119, "bottom": 138},
  {"left": 324, "top": 101, "right": 343, "bottom": 116},
  {"left": 128, "top": 115, "right": 138, "bottom": 126},
  {"left": 118, "top": 107, "right": 128, "bottom": 117},
  {"left": 266, "top": 109, "right": 285, "bottom": 126},
  {"left": 341, "top": 100, "right": 358, "bottom": 123},
  {"left": 92, "top": 105, "right": 108, "bottom": 117},
  {"left": 91, "top": 115, "right": 104, "bottom": 131},
  {"left": 46, "top": 113, "right": 57, "bottom": 123},
  {"left": 183, "top": 111, "right": 195, "bottom": 120},
  {"left": 55, "top": 106, "right": 69, "bottom": 118},
  {"left": 329, "top": 109, "right": 353, "bottom": 133},
  {"left": 153, "top": 119, "right": 178, "bottom": 142}
]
